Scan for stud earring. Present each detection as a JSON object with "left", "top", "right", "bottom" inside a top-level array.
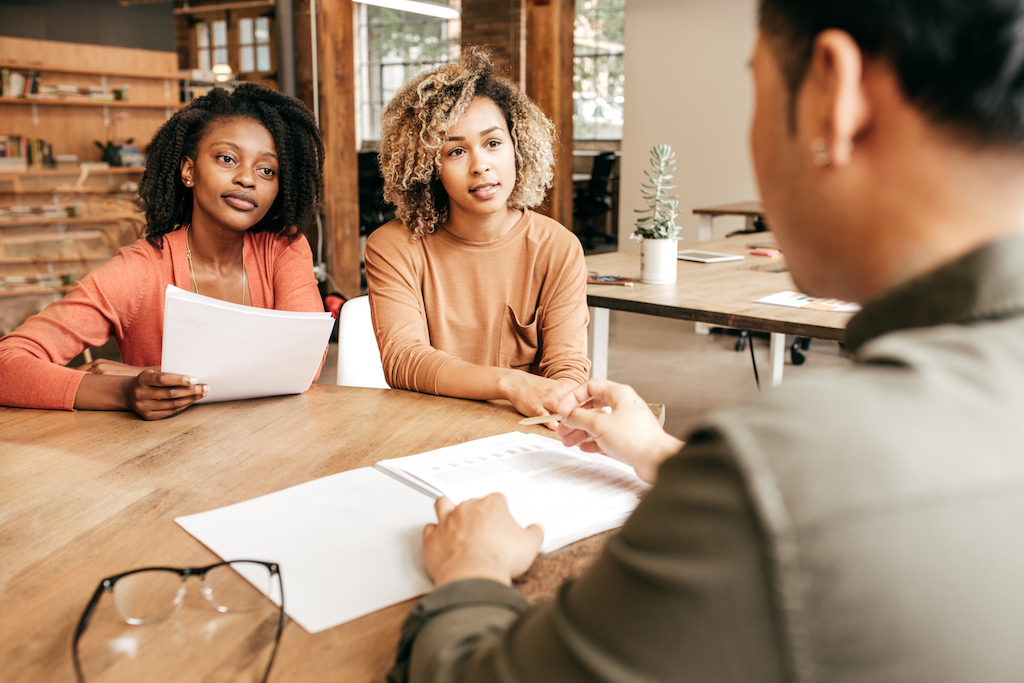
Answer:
[
  {"left": 810, "top": 138, "right": 830, "bottom": 167},
  {"left": 183, "top": 179, "right": 192, "bottom": 187}
]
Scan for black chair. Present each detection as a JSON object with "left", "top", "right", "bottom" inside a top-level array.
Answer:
[
  {"left": 357, "top": 151, "right": 394, "bottom": 237},
  {"left": 573, "top": 151, "right": 618, "bottom": 250}
]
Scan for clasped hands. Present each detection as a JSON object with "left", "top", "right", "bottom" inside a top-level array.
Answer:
[
  {"left": 77, "top": 360, "right": 208, "bottom": 420},
  {"left": 422, "top": 379, "right": 685, "bottom": 587}
]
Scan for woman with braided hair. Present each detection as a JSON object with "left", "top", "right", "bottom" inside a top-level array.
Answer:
[
  {"left": 365, "top": 48, "right": 590, "bottom": 422},
  {"left": 0, "top": 83, "right": 325, "bottom": 420}
]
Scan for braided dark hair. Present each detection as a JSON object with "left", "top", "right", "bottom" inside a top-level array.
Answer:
[{"left": 139, "top": 82, "right": 324, "bottom": 247}]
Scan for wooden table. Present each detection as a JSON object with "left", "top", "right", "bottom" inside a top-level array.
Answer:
[
  {"left": 0, "top": 385, "right": 607, "bottom": 682},
  {"left": 692, "top": 200, "right": 764, "bottom": 241},
  {"left": 586, "top": 233, "right": 852, "bottom": 386}
]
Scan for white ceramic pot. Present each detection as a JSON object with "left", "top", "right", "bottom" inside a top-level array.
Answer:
[{"left": 639, "top": 237, "right": 678, "bottom": 284}]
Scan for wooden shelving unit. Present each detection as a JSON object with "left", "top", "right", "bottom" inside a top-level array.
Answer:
[{"left": 0, "top": 37, "right": 176, "bottom": 334}]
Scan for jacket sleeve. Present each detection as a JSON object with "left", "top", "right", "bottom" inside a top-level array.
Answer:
[
  {"left": 0, "top": 248, "right": 149, "bottom": 411},
  {"left": 536, "top": 233, "right": 590, "bottom": 385},
  {"left": 389, "top": 430, "right": 790, "bottom": 683},
  {"left": 364, "top": 229, "right": 456, "bottom": 393}
]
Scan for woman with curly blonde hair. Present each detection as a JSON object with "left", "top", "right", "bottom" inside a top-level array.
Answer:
[{"left": 364, "top": 48, "right": 590, "bottom": 421}]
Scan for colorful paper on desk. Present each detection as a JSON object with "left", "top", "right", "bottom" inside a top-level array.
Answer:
[
  {"left": 756, "top": 290, "right": 861, "bottom": 313},
  {"left": 175, "top": 467, "right": 437, "bottom": 634},
  {"left": 161, "top": 285, "right": 335, "bottom": 403}
]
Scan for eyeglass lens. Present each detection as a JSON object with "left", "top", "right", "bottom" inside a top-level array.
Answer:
[{"left": 112, "top": 562, "right": 273, "bottom": 625}]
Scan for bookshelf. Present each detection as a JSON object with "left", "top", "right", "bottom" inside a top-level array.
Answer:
[{"left": 0, "top": 37, "right": 179, "bottom": 334}]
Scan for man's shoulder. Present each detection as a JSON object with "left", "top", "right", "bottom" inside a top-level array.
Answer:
[{"left": 702, "top": 317, "right": 1024, "bottom": 528}]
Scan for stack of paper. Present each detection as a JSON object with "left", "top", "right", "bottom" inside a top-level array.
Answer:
[
  {"left": 176, "top": 432, "right": 649, "bottom": 633},
  {"left": 161, "top": 285, "right": 335, "bottom": 403}
]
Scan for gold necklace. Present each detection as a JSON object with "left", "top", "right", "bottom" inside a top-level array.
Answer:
[{"left": 185, "top": 225, "right": 248, "bottom": 305}]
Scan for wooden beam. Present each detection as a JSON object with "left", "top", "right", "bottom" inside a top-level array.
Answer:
[
  {"left": 461, "top": 0, "right": 525, "bottom": 87},
  {"left": 316, "top": 0, "right": 361, "bottom": 298},
  {"left": 526, "top": 0, "right": 574, "bottom": 230}
]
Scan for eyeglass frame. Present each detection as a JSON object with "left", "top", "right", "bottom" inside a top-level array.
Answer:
[{"left": 71, "top": 559, "right": 286, "bottom": 683}]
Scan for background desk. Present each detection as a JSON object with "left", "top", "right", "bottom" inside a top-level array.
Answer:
[
  {"left": 586, "top": 234, "right": 852, "bottom": 387},
  {"left": 693, "top": 200, "right": 764, "bottom": 241},
  {"left": 0, "top": 385, "right": 606, "bottom": 682}
]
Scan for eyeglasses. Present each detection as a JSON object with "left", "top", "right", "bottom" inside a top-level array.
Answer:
[{"left": 72, "top": 560, "right": 285, "bottom": 683}]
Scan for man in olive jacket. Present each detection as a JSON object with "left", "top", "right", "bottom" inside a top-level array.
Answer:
[{"left": 388, "top": 1, "right": 1024, "bottom": 681}]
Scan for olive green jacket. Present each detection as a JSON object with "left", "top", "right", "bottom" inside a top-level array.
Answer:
[{"left": 390, "top": 236, "right": 1024, "bottom": 683}]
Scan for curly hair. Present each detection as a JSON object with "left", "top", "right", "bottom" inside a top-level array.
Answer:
[
  {"left": 378, "top": 47, "right": 556, "bottom": 238},
  {"left": 139, "top": 82, "right": 324, "bottom": 247}
]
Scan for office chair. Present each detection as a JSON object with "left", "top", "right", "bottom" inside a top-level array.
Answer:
[
  {"left": 573, "top": 151, "right": 618, "bottom": 250},
  {"left": 335, "top": 296, "right": 390, "bottom": 389}
]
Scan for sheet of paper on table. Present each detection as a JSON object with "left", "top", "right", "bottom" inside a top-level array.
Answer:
[
  {"left": 161, "top": 285, "right": 335, "bottom": 403},
  {"left": 176, "top": 467, "right": 436, "bottom": 634},
  {"left": 176, "top": 432, "right": 649, "bottom": 633},
  {"left": 756, "top": 290, "right": 862, "bottom": 313}
]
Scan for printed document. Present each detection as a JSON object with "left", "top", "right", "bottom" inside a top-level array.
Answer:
[
  {"left": 161, "top": 285, "right": 335, "bottom": 403},
  {"left": 176, "top": 432, "right": 648, "bottom": 633}
]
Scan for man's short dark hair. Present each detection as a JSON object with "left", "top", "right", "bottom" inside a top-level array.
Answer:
[{"left": 760, "top": 0, "right": 1024, "bottom": 145}]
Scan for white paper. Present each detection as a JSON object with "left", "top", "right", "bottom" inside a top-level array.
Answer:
[
  {"left": 161, "top": 285, "right": 335, "bottom": 403},
  {"left": 175, "top": 467, "right": 437, "bottom": 634},
  {"left": 376, "top": 433, "right": 649, "bottom": 553}
]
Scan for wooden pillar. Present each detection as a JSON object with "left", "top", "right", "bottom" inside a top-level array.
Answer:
[
  {"left": 315, "top": 0, "right": 361, "bottom": 298},
  {"left": 526, "top": 0, "right": 574, "bottom": 229},
  {"left": 461, "top": 0, "right": 525, "bottom": 87}
]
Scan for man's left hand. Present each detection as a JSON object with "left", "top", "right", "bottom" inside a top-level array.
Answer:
[{"left": 423, "top": 494, "right": 544, "bottom": 587}]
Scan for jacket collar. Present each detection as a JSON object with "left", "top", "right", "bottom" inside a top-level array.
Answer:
[{"left": 845, "top": 234, "right": 1024, "bottom": 352}]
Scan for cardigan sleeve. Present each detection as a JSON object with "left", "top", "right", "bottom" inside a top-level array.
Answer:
[
  {"left": 389, "top": 431, "right": 789, "bottom": 683},
  {"left": 0, "top": 245, "right": 151, "bottom": 411},
  {"left": 535, "top": 230, "right": 590, "bottom": 385},
  {"left": 270, "top": 234, "right": 325, "bottom": 314},
  {"left": 364, "top": 226, "right": 456, "bottom": 393}
]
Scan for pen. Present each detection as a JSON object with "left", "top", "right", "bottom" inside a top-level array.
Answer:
[{"left": 518, "top": 405, "right": 612, "bottom": 425}]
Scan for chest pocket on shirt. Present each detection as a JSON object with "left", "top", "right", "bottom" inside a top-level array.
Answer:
[{"left": 499, "top": 304, "right": 541, "bottom": 372}]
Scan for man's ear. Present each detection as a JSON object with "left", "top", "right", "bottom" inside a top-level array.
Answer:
[
  {"left": 801, "top": 29, "right": 870, "bottom": 168},
  {"left": 180, "top": 156, "right": 195, "bottom": 187}
]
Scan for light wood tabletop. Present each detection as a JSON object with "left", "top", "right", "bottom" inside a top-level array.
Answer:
[
  {"left": 585, "top": 233, "right": 853, "bottom": 385},
  {"left": 0, "top": 384, "right": 609, "bottom": 682}
]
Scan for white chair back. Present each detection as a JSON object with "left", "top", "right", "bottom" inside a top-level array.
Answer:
[{"left": 335, "top": 295, "right": 389, "bottom": 388}]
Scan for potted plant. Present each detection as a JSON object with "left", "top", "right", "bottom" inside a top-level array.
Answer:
[{"left": 632, "top": 144, "right": 681, "bottom": 284}]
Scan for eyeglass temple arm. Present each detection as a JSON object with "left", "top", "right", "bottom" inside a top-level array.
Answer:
[
  {"left": 72, "top": 580, "right": 110, "bottom": 682},
  {"left": 259, "top": 566, "right": 285, "bottom": 683}
]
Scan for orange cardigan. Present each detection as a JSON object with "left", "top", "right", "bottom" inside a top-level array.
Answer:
[{"left": 0, "top": 228, "right": 324, "bottom": 411}]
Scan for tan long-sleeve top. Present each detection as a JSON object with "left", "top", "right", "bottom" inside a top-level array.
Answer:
[{"left": 364, "top": 210, "right": 590, "bottom": 394}]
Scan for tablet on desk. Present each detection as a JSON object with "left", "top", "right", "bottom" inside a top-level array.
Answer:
[{"left": 677, "top": 250, "right": 744, "bottom": 263}]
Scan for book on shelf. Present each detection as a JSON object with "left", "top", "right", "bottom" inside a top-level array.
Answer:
[
  {"left": 0, "top": 135, "right": 54, "bottom": 170},
  {"left": 176, "top": 431, "right": 649, "bottom": 633}
]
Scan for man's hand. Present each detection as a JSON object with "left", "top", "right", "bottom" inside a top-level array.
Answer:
[
  {"left": 78, "top": 359, "right": 152, "bottom": 377},
  {"left": 125, "top": 369, "right": 208, "bottom": 421},
  {"left": 500, "top": 372, "right": 575, "bottom": 429},
  {"left": 422, "top": 494, "right": 544, "bottom": 587},
  {"left": 555, "top": 379, "right": 684, "bottom": 484}
]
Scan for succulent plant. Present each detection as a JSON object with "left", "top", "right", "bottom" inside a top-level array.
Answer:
[{"left": 632, "top": 144, "right": 681, "bottom": 241}]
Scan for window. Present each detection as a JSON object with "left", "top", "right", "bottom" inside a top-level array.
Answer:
[
  {"left": 355, "top": 2, "right": 461, "bottom": 143},
  {"left": 238, "top": 16, "right": 273, "bottom": 74},
  {"left": 190, "top": 11, "right": 274, "bottom": 82},
  {"left": 195, "top": 19, "right": 228, "bottom": 73},
  {"left": 574, "top": 0, "right": 625, "bottom": 140}
]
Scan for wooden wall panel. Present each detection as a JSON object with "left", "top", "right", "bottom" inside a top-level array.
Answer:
[{"left": 315, "top": 0, "right": 361, "bottom": 298}]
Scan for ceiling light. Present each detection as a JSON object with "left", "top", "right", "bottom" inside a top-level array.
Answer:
[{"left": 356, "top": 0, "right": 460, "bottom": 20}]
